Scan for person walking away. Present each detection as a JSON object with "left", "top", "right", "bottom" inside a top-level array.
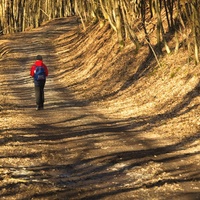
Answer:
[{"left": 30, "top": 55, "right": 48, "bottom": 110}]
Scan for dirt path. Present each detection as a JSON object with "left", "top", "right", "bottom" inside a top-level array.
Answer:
[{"left": 0, "top": 17, "right": 200, "bottom": 200}]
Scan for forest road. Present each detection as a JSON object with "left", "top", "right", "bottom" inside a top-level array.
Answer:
[{"left": 0, "top": 17, "right": 200, "bottom": 200}]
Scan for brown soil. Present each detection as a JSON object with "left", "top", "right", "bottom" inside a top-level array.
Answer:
[{"left": 0, "top": 17, "right": 199, "bottom": 200}]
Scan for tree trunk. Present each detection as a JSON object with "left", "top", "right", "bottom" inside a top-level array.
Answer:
[{"left": 114, "top": 0, "right": 124, "bottom": 47}]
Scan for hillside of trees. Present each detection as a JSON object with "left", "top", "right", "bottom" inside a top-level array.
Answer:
[
  {"left": 1, "top": 0, "right": 200, "bottom": 63},
  {"left": 0, "top": 0, "right": 199, "bottom": 196}
]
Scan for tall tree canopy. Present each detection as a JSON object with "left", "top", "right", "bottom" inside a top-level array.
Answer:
[{"left": 1, "top": 0, "right": 200, "bottom": 63}]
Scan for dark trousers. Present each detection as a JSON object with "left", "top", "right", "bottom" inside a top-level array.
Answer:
[{"left": 34, "top": 80, "right": 45, "bottom": 107}]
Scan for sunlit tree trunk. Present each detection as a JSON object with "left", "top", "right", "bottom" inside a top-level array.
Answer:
[
  {"left": 191, "top": 2, "right": 199, "bottom": 64},
  {"left": 113, "top": 0, "right": 125, "bottom": 47}
]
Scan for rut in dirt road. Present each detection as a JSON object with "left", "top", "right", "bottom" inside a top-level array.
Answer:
[{"left": 0, "top": 17, "right": 200, "bottom": 200}]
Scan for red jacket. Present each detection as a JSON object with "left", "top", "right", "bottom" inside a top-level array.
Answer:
[{"left": 30, "top": 60, "right": 48, "bottom": 77}]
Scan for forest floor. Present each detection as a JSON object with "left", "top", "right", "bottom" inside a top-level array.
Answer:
[{"left": 0, "top": 17, "right": 200, "bottom": 200}]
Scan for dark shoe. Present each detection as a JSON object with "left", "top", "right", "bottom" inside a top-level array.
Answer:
[{"left": 36, "top": 105, "right": 40, "bottom": 110}]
